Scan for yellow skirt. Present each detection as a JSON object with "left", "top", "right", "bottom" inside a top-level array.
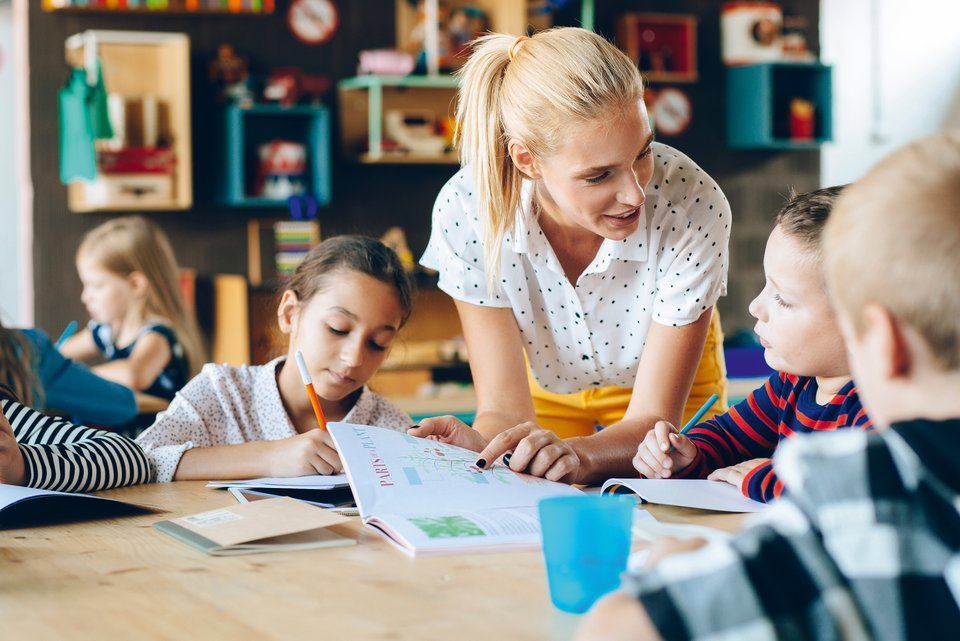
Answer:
[{"left": 528, "top": 310, "right": 728, "bottom": 439}]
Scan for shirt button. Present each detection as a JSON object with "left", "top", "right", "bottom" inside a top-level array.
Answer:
[{"left": 582, "top": 354, "right": 590, "bottom": 361}]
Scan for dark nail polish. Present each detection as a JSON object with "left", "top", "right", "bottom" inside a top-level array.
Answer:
[
  {"left": 409, "top": 424, "right": 420, "bottom": 430},
  {"left": 502, "top": 453, "right": 512, "bottom": 466},
  {"left": 475, "top": 458, "right": 487, "bottom": 469}
]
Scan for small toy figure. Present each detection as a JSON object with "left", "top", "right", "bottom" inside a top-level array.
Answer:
[
  {"left": 208, "top": 44, "right": 254, "bottom": 105},
  {"left": 263, "top": 68, "right": 332, "bottom": 107}
]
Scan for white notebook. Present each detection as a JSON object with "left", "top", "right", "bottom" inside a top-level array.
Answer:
[{"left": 601, "top": 478, "right": 767, "bottom": 513}]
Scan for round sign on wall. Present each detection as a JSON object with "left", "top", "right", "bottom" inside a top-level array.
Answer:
[
  {"left": 287, "top": 0, "right": 340, "bottom": 46},
  {"left": 650, "top": 87, "right": 693, "bottom": 137}
]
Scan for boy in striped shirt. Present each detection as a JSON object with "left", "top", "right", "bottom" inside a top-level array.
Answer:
[
  {"left": 633, "top": 186, "right": 871, "bottom": 502},
  {"left": 576, "top": 132, "right": 960, "bottom": 641}
]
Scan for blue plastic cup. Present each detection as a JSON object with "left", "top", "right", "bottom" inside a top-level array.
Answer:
[{"left": 538, "top": 494, "right": 634, "bottom": 614}]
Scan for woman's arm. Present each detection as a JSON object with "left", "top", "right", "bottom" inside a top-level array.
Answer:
[
  {"left": 457, "top": 300, "right": 538, "bottom": 438},
  {"left": 409, "top": 300, "right": 536, "bottom": 452},
  {"left": 570, "top": 309, "right": 714, "bottom": 484},
  {"left": 93, "top": 331, "right": 172, "bottom": 391},
  {"left": 476, "top": 308, "right": 715, "bottom": 485}
]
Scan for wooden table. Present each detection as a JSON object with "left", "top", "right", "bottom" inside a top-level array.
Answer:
[{"left": 0, "top": 482, "right": 747, "bottom": 641}]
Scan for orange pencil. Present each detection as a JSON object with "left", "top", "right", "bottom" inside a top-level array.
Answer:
[{"left": 295, "top": 350, "right": 327, "bottom": 431}]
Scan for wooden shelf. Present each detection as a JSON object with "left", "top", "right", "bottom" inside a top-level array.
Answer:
[
  {"left": 64, "top": 30, "right": 193, "bottom": 213},
  {"left": 616, "top": 13, "right": 698, "bottom": 84},
  {"left": 727, "top": 62, "right": 833, "bottom": 149},
  {"left": 338, "top": 75, "right": 459, "bottom": 164},
  {"left": 217, "top": 103, "right": 331, "bottom": 207},
  {"left": 44, "top": 1, "right": 274, "bottom": 14}
]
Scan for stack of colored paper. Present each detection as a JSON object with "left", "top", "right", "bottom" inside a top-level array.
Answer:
[{"left": 274, "top": 220, "right": 320, "bottom": 280}]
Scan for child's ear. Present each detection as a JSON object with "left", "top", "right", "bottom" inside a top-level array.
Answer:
[
  {"left": 863, "top": 303, "right": 911, "bottom": 379},
  {"left": 128, "top": 271, "right": 149, "bottom": 298},
  {"left": 508, "top": 139, "right": 540, "bottom": 180},
  {"left": 277, "top": 290, "right": 301, "bottom": 335}
]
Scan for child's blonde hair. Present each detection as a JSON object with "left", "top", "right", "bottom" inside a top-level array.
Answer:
[
  {"left": 77, "top": 216, "right": 205, "bottom": 377},
  {"left": 455, "top": 27, "right": 643, "bottom": 280},
  {"left": 824, "top": 132, "right": 960, "bottom": 369}
]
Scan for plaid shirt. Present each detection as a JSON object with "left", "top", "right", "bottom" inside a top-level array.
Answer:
[{"left": 625, "top": 418, "right": 960, "bottom": 641}]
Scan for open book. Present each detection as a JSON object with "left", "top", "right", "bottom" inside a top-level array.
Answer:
[
  {"left": 601, "top": 478, "right": 767, "bottom": 513},
  {"left": 328, "top": 422, "right": 583, "bottom": 556},
  {"left": 0, "top": 483, "right": 160, "bottom": 529}
]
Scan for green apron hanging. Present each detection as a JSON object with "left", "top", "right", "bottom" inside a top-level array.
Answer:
[{"left": 59, "top": 61, "right": 113, "bottom": 184}]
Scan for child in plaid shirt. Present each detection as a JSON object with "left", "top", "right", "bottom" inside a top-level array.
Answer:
[{"left": 577, "top": 133, "right": 960, "bottom": 640}]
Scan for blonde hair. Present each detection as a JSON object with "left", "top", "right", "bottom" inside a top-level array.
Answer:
[
  {"left": 77, "top": 216, "right": 205, "bottom": 377},
  {"left": 824, "top": 132, "right": 960, "bottom": 369},
  {"left": 455, "top": 28, "right": 644, "bottom": 280}
]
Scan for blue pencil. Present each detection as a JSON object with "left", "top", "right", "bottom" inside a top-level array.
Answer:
[
  {"left": 55, "top": 320, "right": 79, "bottom": 348},
  {"left": 679, "top": 393, "right": 719, "bottom": 435}
]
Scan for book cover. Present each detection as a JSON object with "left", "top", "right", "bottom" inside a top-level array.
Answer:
[
  {"left": 328, "top": 422, "right": 583, "bottom": 556},
  {"left": 153, "top": 496, "right": 355, "bottom": 556},
  {"left": 0, "top": 484, "right": 160, "bottom": 529}
]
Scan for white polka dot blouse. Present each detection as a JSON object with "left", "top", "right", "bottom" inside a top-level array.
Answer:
[{"left": 420, "top": 142, "right": 731, "bottom": 394}]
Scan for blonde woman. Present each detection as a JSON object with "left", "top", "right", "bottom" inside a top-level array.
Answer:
[
  {"left": 61, "top": 216, "right": 205, "bottom": 401},
  {"left": 414, "top": 28, "right": 730, "bottom": 485}
]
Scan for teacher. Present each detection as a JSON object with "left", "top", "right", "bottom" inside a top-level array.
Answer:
[{"left": 414, "top": 28, "right": 730, "bottom": 485}]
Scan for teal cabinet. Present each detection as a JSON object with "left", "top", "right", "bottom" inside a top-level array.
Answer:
[
  {"left": 218, "top": 104, "right": 331, "bottom": 207},
  {"left": 727, "top": 63, "right": 833, "bottom": 149}
]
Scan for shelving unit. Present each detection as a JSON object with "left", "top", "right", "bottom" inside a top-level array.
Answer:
[
  {"left": 726, "top": 62, "right": 833, "bottom": 149},
  {"left": 63, "top": 30, "right": 193, "bottom": 212},
  {"left": 615, "top": 13, "right": 698, "bottom": 83},
  {"left": 218, "top": 103, "right": 331, "bottom": 207},
  {"left": 338, "top": 74, "right": 459, "bottom": 164},
  {"left": 43, "top": 0, "right": 275, "bottom": 14}
]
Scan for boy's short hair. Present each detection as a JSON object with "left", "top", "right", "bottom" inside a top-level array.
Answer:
[
  {"left": 824, "top": 132, "right": 960, "bottom": 369},
  {"left": 774, "top": 185, "right": 847, "bottom": 255}
]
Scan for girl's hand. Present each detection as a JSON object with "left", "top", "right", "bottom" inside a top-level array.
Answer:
[
  {"left": 707, "top": 458, "right": 769, "bottom": 488},
  {"left": 632, "top": 420, "right": 698, "bottom": 479},
  {"left": 408, "top": 416, "right": 488, "bottom": 452},
  {"left": 478, "top": 422, "right": 580, "bottom": 483},
  {"left": 0, "top": 412, "right": 26, "bottom": 486},
  {"left": 266, "top": 429, "right": 343, "bottom": 477}
]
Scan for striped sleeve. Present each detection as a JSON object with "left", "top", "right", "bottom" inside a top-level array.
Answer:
[
  {"left": 4, "top": 400, "right": 151, "bottom": 491},
  {"left": 741, "top": 383, "right": 874, "bottom": 503},
  {"left": 673, "top": 372, "right": 786, "bottom": 479}
]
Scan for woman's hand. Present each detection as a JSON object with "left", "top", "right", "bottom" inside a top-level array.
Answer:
[
  {"left": 632, "top": 420, "right": 699, "bottom": 479},
  {"left": 478, "top": 422, "right": 580, "bottom": 483},
  {"left": 407, "top": 416, "right": 488, "bottom": 452},
  {"left": 707, "top": 458, "right": 769, "bottom": 489},
  {"left": 265, "top": 429, "right": 343, "bottom": 477},
  {"left": 0, "top": 411, "right": 26, "bottom": 485}
]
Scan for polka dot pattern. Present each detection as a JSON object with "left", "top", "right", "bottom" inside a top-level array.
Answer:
[
  {"left": 135, "top": 357, "right": 413, "bottom": 482},
  {"left": 421, "top": 142, "right": 731, "bottom": 395}
]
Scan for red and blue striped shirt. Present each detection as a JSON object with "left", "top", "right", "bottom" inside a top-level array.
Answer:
[{"left": 674, "top": 372, "right": 872, "bottom": 501}]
